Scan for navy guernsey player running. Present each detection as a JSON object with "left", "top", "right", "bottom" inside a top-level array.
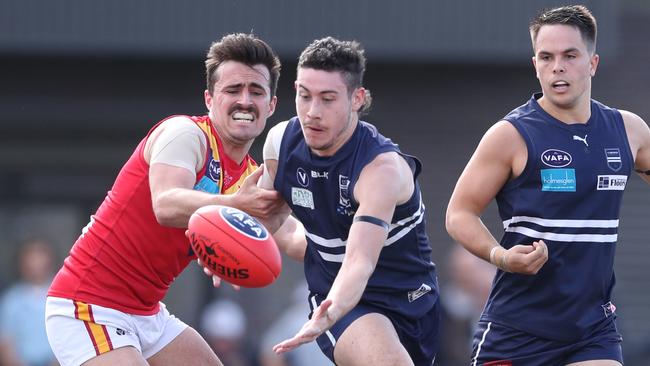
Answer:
[
  {"left": 258, "top": 37, "right": 440, "bottom": 365},
  {"left": 446, "top": 5, "right": 650, "bottom": 366}
]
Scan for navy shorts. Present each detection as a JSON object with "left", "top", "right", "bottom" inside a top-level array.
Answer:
[
  {"left": 309, "top": 293, "right": 440, "bottom": 366},
  {"left": 470, "top": 319, "right": 623, "bottom": 366}
]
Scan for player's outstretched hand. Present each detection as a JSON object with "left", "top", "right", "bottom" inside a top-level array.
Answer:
[
  {"left": 273, "top": 299, "right": 335, "bottom": 354},
  {"left": 230, "top": 165, "right": 284, "bottom": 219},
  {"left": 504, "top": 240, "right": 548, "bottom": 275}
]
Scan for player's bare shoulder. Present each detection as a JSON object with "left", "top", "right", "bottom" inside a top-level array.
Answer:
[
  {"left": 358, "top": 151, "right": 414, "bottom": 204},
  {"left": 483, "top": 120, "right": 526, "bottom": 152},
  {"left": 144, "top": 116, "right": 204, "bottom": 163},
  {"left": 471, "top": 120, "right": 527, "bottom": 179},
  {"left": 620, "top": 110, "right": 650, "bottom": 157}
]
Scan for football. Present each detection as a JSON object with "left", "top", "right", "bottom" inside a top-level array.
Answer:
[{"left": 187, "top": 205, "right": 281, "bottom": 288}]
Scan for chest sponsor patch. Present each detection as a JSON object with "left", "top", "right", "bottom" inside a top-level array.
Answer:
[
  {"left": 194, "top": 176, "right": 219, "bottom": 194},
  {"left": 541, "top": 169, "right": 576, "bottom": 192},
  {"left": 604, "top": 148, "right": 622, "bottom": 172},
  {"left": 541, "top": 149, "right": 572, "bottom": 168},
  {"left": 296, "top": 167, "right": 309, "bottom": 187},
  {"left": 291, "top": 187, "right": 314, "bottom": 209},
  {"left": 597, "top": 175, "right": 627, "bottom": 190},
  {"left": 207, "top": 158, "right": 221, "bottom": 181}
]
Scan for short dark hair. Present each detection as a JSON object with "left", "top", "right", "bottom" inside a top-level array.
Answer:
[
  {"left": 298, "top": 37, "right": 372, "bottom": 115},
  {"left": 205, "top": 33, "right": 281, "bottom": 97},
  {"left": 530, "top": 5, "right": 597, "bottom": 53}
]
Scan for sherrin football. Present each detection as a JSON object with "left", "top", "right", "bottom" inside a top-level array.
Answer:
[{"left": 188, "top": 205, "right": 281, "bottom": 288}]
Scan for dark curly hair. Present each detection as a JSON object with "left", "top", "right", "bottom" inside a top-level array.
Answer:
[
  {"left": 205, "top": 33, "right": 281, "bottom": 97},
  {"left": 298, "top": 37, "right": 372, "bottom": 115}
]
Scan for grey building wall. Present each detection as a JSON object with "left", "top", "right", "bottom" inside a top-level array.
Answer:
[{"left": 1, "top": 0, "right": 617, "bottom": 61}]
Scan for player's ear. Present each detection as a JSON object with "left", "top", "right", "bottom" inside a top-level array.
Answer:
[
  {"left": 352, "top": 87, "right": 366, "bottom": 112},
  {"left": 589, "top": 53, "right": 599, "bottom": 77},
  {"left": 204, "top": 90, "right": 212, "bottom": 111},
  {"left": 268, "top": 95, "right": 277, "bottom": 117},
  {"left": 532, "top": 56, "right": 541, "bottom": 80}
]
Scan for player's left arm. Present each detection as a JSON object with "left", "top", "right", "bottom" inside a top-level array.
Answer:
[
  {"left": 259, "top": 158, "right": 306, "bottom": 262},
  {"left": 621, "top": 110, "right": 650, "bottom": 184},
  {"left": 273, "top": 151, "right": 410, "bottom": 353},
  {"left": 257, "top": 121, "right": 307, "bottom": 262}
]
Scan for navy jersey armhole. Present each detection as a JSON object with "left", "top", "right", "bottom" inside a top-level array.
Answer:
[{"left": 502, "top": 119, "right": 536, "bottom": 193}]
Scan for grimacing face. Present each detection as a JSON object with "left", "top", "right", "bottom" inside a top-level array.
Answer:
[
  {"left": 532, "top": 24, "right": 599, "bottom": 112},
  {"left": 295, "top": 68, "right": 365, "bottom": 157},
  {"left": 204, "top": 61, "right": 277, "bottom": 148}
]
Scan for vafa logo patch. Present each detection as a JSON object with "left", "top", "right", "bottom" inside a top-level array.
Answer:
[{"left": 541, "top": 149, "right": 572, "bottom": 168}]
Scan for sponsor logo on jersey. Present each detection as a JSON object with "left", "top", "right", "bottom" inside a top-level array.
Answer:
[
  {"left": 194, "top": 176, "right": 219, "bottom": 194},
  {"left": 541, "top": 149, "right": 572, "bottom": 168},
  {"left": 604, "top": 148, "right": 622, "bottom": 172},
  {"left": 407, "top": 283, "right": 432, "bottom": 302},
  {"left": 297, "top": 167, "right": 309, "bottom": 187},
  {"left": 336, "top": 175, "right": 354, "bottom": 216},
  {"left": 311, "top": 170, "right": 329, "bottom": 179},
  {"left": 220, "top": 206, "right": 268, "bottom": 240},
  {"left": 597, "top": 175, "right": 627, "bottom": 190},
  {"left": 541, "top": 169, "right": 576, "bottom": 192},
  {"left": 292, "top": 187, "right": 315, "bottom": 209},
  {"left": 573, "top": 134, "right": 589, "bottom": 147},
  {"left": 195, "top": 156, "right": 221, "bottom": 194},
  {"left": 602, "top": 301, "right": 616, "bottom": 317},
  {"left": 338, "top": 175, "right": 351, "bottom": 207},
  {"left": 207, "top": 158, "right": 221, "bottom": 181}
]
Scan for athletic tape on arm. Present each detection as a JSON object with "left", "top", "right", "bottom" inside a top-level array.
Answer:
[{"left": 353, "top": 215, "right": 390, "bottom": 230}]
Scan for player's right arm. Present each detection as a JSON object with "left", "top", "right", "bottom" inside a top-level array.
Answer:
[
  {"left": 445, "top": 120, "right": 547, "bottom": 274},
  {"left": 621, "top": 110, "right": 650, "bottom": 185},
  {"left": 145, "top": 116, "right": 282, "bottom": 228}
]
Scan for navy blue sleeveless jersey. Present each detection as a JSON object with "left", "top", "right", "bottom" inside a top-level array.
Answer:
[
  {"left": 274, "top": 117, "right": 438, "bottom": 318},
  {"left": 482, "top": 94, "right": 633, "bottom": 341}
]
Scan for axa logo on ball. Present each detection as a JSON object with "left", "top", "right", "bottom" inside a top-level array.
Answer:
[
  {"left": 219, "top": 207, "right": 268, "bottom": 240},
  {"left": 188, "top": 232, "right": 250, "bottom": 280}
]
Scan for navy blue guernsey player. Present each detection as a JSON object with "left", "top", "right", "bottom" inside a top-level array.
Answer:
[
  {"left": 257, "top": 37, "right": 440, "bottom": 365},
  {"left": 446, "top": 5, "right": 650, "bottom": 366}
]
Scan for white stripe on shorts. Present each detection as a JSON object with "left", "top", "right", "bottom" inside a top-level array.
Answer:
[
  {"left": 309, "top": 295, "right": 336, "bottom": 347},
  {"left": 472, "top": 321, "right": 492, "bottom": 366}
]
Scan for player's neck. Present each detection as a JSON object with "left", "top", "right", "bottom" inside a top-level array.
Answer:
[
  {"left": 220, "top": 141, "right": 252, "bottom": 165},
  {"left": 538, "top": 95, "right": 591, "bottom": 125},
  {"left": 211, "top": 122, "right": 253, "bottom": 165}
]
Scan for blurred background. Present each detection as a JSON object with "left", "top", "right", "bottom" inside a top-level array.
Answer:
[{"left": 1, "top": 0, "right": 649, "bottom": 365}]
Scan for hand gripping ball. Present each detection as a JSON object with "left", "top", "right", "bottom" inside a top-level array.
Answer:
[{"left": 188, "top": 205, "right": 281, "bottom": 288}]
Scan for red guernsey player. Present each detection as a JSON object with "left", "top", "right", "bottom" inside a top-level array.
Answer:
[{"left": 45, "top": 34, "right": 284, "bottom": 366}]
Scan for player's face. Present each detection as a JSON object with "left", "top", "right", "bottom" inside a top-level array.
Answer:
[
  {"left": 532, "top": 24, "right": 599, "bottom": 111},
  {"left": 295, "top": 68, "right": 365, "bottom": 157},
  {"left": 205, "top": 61, "right": 277, "bottom": 148}
]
